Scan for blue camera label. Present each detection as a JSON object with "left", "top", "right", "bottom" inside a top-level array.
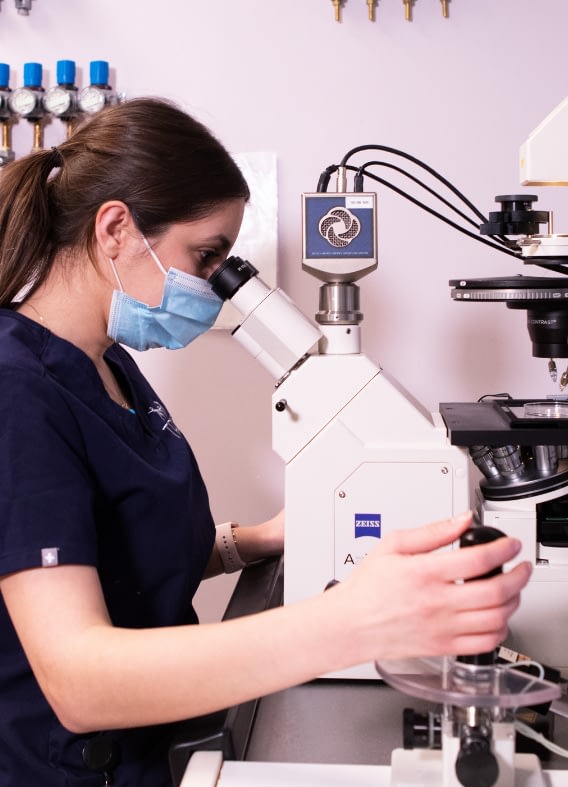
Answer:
[
  {"left": 354, "top": 513, "right": 381, "bottom": 539},
  {"left": 304, "top": 195, "right": 376, "bottom": 260}
]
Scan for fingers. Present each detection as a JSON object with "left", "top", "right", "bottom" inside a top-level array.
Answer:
[
  {"left": 453, "top": 593, "right": 521, "bottom": 637},
  {"left": 446, "top": 629, "right": 511, "bottom": 658},
  {"left": 380, "top": 511, "right": 474, "bottom": 556},
  {"left": 378, "top": 514, "right": 523, "bottom": 588},
  {"left": 433, "top": 534, "right": 523, "bottom": 584},
  {"left": 401, "top": 566, "right": 528, "bottom": 659},
  {"left": 425, "top": 562, "right": 530, "bottom": 658},
  {"left": 453, "top": 560, "right": 532, "bottom": 611},
  {"left": 445, "top": 594, "right": 521, "bottom": 656}
]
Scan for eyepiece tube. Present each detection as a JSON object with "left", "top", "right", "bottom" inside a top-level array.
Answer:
[{"left": 209, "top": 255, "right": 322, "bottom": 382}]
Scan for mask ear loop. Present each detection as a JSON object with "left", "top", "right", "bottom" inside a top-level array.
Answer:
[
  {"left": 108, "top": 237, "right": 167, "bottom": 292},
  {"left": 108, "top": 258, "right": 124, "bottom": 291},
  {"left": 142, "top": 236, "right": 168, "bottom": 276}
]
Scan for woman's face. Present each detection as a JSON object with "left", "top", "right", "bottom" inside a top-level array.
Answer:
[{"left": 115, "top": 199, "right": 245, "bottom": 307}]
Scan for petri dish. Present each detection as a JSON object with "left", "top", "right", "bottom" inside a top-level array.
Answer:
[{"left": 523, "top": 401, "right": 568, "bottom": 419}]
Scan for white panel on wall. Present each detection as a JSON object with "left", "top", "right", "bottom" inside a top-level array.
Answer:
[{"left": 215, "top": 151, "right": 278, "bottom": 330}]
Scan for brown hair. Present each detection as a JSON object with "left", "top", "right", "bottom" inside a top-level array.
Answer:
[{"left": 0, "top": 97, "right": 250, "bottom": 307}]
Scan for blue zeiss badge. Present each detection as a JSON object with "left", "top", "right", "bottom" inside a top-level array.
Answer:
[{"left": 354, "top": 513, "right": 381, "bottom": 539}]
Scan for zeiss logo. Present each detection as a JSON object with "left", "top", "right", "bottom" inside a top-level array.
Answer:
[{"left": 355, "top": 513, "right": 381, "bottom": 539}]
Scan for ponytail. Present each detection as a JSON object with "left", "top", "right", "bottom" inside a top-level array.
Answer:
[{"left": 0, "top": 147, "right": 63, "bottom": 306}]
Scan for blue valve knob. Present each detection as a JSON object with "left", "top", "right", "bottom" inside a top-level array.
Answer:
[
  {"left": 0, "top": 64, "right": 10, "bottom": 90},
  {"left": 56, "top": 60, "right": 76, "bottom": 87},
  {"left": 89, "top": 60, "right": 109, "bottom": 87},
  {"left": 23, "top": 62, "right": 42, "bottom": 88}
]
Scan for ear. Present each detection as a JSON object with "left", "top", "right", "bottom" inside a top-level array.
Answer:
[{"left": 94, "top": 201, "right": 138, "bottom": 259}]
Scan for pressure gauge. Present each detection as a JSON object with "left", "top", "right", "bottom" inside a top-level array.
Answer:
[
  {"left": 43, "top": 61, "right": 79, "bottom": 119},
  {"left": 44, "top": 85, "right": 77, "bottom": 117},
  {"left": 78, "top": 85, "right": 108, "bottom": 115},
  {"left": 9, "top": 62, "right": 44, "bottom": 120},
  {"left": 44, "top": 86, "right": 71, "bottom": 115},
  {"left": 78, "top": 60, "right": 117, "bottom": 116},
  {"left": 9, "top": 86, "right": 40, "bottom": 117}
]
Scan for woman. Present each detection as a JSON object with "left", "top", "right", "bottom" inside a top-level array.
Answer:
[{"left": 0, "top": 97, "right": 530, "bottom": 785}]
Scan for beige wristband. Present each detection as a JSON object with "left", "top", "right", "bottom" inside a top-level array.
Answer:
[{"left": 215, "top": 522, "right": 247, "bottom": 574}]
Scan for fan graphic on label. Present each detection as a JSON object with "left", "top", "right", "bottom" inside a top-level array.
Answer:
[{"left": 319, "top": 207, "right": 361, "bottom": 248}]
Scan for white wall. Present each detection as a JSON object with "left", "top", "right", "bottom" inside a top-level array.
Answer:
[{"left": 2, "top": 0, "right": 567, "bottom": 619}]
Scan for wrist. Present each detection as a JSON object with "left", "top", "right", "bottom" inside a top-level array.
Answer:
[{"left": 237, "top": 520, "right": 284, "bottom": 565}]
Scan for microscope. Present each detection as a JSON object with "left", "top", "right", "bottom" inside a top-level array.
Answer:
[
  {"left": 212, "top": 98, "right": 568, "bottom": 692},
  {"left": 206, "top": 96, "right": 568, "bottom": 785}
]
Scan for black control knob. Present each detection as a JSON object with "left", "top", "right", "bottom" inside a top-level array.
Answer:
[
  {"left": 402, "top": 707, "right": 441, "bottom": 750},
  {"left": 82, "top": 734, "right": 119, "bottom": 780},
  {"left": 479, "top": 194, "right": 549, "bottom": 236},
  {"left": 458, "top": 525, "right": 506, "bottom": 666},
  {"left": 455, "top": 733, "right": 499, "bottom": 787}
]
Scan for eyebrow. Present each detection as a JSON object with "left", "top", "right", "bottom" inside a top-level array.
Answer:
[{"left": 199, "top": 234, "right": 233, "bottom": 250}]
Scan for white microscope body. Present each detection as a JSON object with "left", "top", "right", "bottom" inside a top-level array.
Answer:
[{"left": 203, "top": 99, "right": 568, "bottom": 784}]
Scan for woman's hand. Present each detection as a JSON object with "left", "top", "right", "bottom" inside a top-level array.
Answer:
[{"left": 327, "top": 511, "right": 531, "bottom": 666}]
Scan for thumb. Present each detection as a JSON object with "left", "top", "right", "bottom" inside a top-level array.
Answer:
[{"left": 381, "top": 511, "right": 473, "bottom": 556}]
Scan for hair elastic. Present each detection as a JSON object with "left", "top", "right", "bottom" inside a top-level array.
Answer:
[{"left": 50, "top": 146, "right": 64, "bottom": 168}]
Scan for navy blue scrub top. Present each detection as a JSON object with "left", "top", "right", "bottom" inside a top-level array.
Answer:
[{"left": 0, "top": 310, "right": 216, "bottom": 786}]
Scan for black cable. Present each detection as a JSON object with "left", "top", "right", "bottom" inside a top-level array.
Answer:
[
  {"left": 346, "top": 165, "right": 521, "bottom": 259},
  {"left": 355, "top": 160, "right": 519, "bottom": 254},
  {"left": 339, "top": 144, "right": 488, "bottom": 224},
  {"left": 356, "top": 160, "right": 481, "bottom": 231},
  {"left": 316, "top": 165, "right": 338, "bottom": 193}
]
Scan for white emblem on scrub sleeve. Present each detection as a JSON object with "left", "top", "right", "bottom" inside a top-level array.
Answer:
[
  {"left": 41, "top": 547, "right": 59, "bottom": 567},
  {"left": 147, "top": 400, "right": 182, "bottom": 438}
]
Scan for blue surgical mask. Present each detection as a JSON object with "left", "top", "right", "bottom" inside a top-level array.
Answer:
[{"left": 107, "top": 237, "right": 223, "bottom": 351}]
